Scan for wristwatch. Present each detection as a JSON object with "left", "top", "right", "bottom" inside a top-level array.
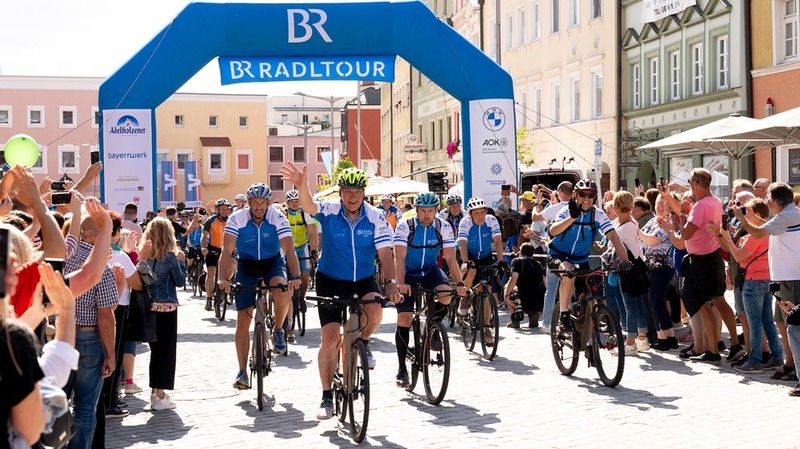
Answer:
[{"left": 388, "top": 279, "right": 398, "bottom": 285}]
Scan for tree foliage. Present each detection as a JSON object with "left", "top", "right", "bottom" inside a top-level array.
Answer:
[
  {"left": 516, "top": 127, "right": 535, "bottom": 168},
  {"left": 318, "top": 157, "right": 356, "bottom": 191}
]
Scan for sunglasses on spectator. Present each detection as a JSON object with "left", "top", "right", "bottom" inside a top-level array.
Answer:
[{"left": 577, "top": 191, "right": 596, "bottom": 199}]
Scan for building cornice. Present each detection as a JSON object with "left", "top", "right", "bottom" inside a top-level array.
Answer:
[
  {"left": 751, "top": 61, "right": 800, "bottom": 78},
  {"left": 623, "top": 88, "right": 741, "bottom": 120},
  {"left": 0, "top": 75, "right": 103, "bottom": 90}
]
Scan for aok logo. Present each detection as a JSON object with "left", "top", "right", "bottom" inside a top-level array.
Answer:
[
  {"left": 288, "top": 9, "right": 332, "bottom": 43},
  {"left": 482, "top": 138, "right": 508, "bottom": 147}
]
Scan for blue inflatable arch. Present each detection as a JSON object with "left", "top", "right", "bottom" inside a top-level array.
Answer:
[{"left": 99, "top": 1, "right": 516, "bottom": 213}]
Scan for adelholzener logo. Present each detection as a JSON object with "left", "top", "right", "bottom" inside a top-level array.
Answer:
[
  {"left": 482, "top": 107, "right": 506, "bottom": 131},
  {"left": 109, "top": 115, "right": 146, "bottom": 135}
]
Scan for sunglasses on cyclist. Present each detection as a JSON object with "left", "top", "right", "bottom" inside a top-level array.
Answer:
[{"left": 577, "top": 191, "right": 596, "bottom": 199}]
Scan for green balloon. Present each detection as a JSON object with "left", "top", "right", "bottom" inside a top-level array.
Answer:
[{"left": 4, "top": 134, "right": 40, "bottom": 167}]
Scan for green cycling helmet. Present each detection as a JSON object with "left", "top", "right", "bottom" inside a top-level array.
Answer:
[{"left": 338, "top": 167, "right": 368, "bottom": 188}]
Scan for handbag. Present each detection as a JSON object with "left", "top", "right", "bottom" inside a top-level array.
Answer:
[
  {"left": 126, "top": 287, "right": 157, "bottom": 342},
  {"left": 734, "top": 248, "right": 768, "bottom": 291},
  {"left": 619, "top": 249, "right": 651, "bottom": 297}
]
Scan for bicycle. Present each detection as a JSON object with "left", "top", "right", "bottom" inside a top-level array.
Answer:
[
  {"left": 209, "top": 250, "right": 233, "bottom": 322},
  {"left": 458, "top": 263, "right": 504, "bottom": 360},
  {"left": 307, "top": 294, "right": 391, "bottom": 443},
  {"left": 230, "top": 281, "right": 287, "bottom": 411},
  {"left": 549, "top": 267, "right": 625, "bottom": 387},
  {"left": 404, "top": 286, "right": 458, "bottom": 405},
  {"left": 286, "top": 255, "right": 314, "bottom": 338},
  {"left": 308, "top": 251, "right": 318, "bottom": 291}
]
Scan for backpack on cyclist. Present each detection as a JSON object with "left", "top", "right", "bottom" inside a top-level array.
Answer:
[{"left": 406, "top": 217, "right": 443, "bottom": 249}]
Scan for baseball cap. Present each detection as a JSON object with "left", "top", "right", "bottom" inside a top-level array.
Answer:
[{"left": 521, "top": 191, "right": 536, "bottom": 201}]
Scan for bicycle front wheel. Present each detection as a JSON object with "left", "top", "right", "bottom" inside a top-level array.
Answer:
[
  {"left": 460, "top": 294, "right": 477, "bottom": 351},
  {"left": 213, "top": 288, "right": 224, "bottom": 321},
  {"left": 348, "top": 340, "right": 370, "bottom": 443},
  {"left": 293, "top": 290, "right": 306, "bottom": 337},
  {"left": 593, "top": 304, "right": 625, "bottom": 387},
  {"left": 253, "top": 322, "right": 265, "bottom": 411},
  {"left": 479, "top": 292, "right": 499, "bottom": 360},
  {"left": 550, "top": 307, "right": 579, "bottom": 376},
  {"left": 447, "top": 301, "right": 456, "bottom": 328},
  {"left": 406, "top": 320, "right": 421, "bottom": 392},
  {"left": 423, "top": 321, "right": 450, "bottom": 405}
]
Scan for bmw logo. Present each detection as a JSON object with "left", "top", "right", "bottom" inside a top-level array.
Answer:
[{"left": 483, "top": 107, "right": 506, "bottom": 131}]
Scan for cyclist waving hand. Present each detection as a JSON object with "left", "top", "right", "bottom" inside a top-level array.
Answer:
[
  {"left": 548, "top": 179, "right": 631, "bottom": 330},
  {"left": 280, "top": 162, "right": 402, "bottom": 420}
]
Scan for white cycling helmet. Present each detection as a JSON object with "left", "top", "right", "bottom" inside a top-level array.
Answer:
[
  {"left": 466, "top": 197, "right": 488, "bottom": 211},
  {"left": 234, "top": 193, "right": 247, "bottom": 202},
  {"left": 381, "top": 193, "right": 393, "bottom": 200},
  {"left": 285, "top": 190, "right": 300, "bottom": 201}
]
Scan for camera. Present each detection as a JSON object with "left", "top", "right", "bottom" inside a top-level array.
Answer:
[
  {"left": 52, "top": 191, "right": 72, "bottom": 205},
  {"left": 51, "top": 181, "right": 66, "bottom": 191},
  {"left": 770, "top": 282, "right": 781, "bottom": 294}
]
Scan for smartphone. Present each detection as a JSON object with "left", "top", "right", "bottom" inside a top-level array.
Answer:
[
  {"left": 635, "top": 177, "right": 641, "bottom": 188},
  {"left": 51, "top": 181, "right": 66, "bottom": 191},
  {"left": 91, "top": 150, "right": 100, "bottom": 165},
  {"left": 721, "top": 215, "right": 729, "bottom": 231},
  {"left": 0, "top": 228, "right": 7, "bottom": 297},
  {"left": 52, "top": 191, "right": 72, "bottom": 205},
  {"left": 620, "top": 179, "right": 628, "bottom": 190},
  {"left": 770, "top": 282, "right": 781, "bottom": 294},
  {"left": 42, "top": 258, "right": 64, "bottom": 305}
]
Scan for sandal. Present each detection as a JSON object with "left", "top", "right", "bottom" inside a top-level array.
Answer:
[
  {"left": 679, "top": 349, "right": 700, "bottom": 360},
  {"left": 771, "top": 365, "right": 797, "bottom": 380}
]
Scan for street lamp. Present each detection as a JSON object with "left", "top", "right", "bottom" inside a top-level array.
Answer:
[{"left": 293, "top": 92, "right": 344, "bottom": 162}]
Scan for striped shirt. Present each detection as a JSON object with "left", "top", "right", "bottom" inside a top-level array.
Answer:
[{"left": 65, "top": 240, "right": 118, "bottom": 326}]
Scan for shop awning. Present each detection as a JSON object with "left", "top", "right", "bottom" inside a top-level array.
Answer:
[{"left": 199, "top": 137, "right": 231, "bottom": 147}]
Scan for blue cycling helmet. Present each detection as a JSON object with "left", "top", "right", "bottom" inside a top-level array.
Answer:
[
  {"left": 415, "top": 191, "right": 440, "bottom": 208},
  {"left": 246, "top": 183, "right": 272, "bottom": 200}
]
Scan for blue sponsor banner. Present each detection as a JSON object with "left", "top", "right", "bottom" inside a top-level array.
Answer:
[
  {"left": 160, "top": 160, "right": 177, "bottom": 207},
  {"left": 219, "top": 55, "right": 395, "bottom": 84},
  {"left": 183, "top": 161, "right": 202, "bottom": 207}
]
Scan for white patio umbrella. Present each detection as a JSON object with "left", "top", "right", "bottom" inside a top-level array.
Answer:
[
  {"left": 638, "top": 113, "right": 774, "bottom": 180},
  {"left": 711, "top": 105, "right": 800, "bottom": 143},
  {"left": 365, "top": 177, "right": 430, "bottom": 197}
]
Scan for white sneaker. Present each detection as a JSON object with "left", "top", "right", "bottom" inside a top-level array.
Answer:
[
  {"left": 124, "top": 382, "right": 143, "bottom": 394},
  {"left": 624, "top": 343, "right": 638, "bottom": 356},
  {"left": 635, "top": 338, "right": 651, "bottom": 352},
  {"left": 151, "top": 395, "right": 176, "bottom": 411}
]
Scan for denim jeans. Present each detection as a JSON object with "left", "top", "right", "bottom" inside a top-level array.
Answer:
[
  {"left": 604, "top": 277, "right": 626, "bottom": 330},
  {"left": 647, "top": 268, "right": 675, "bottom": 332},
  {"left": 542, "top": 268, "right": 560, "bottom": 326},
  {"left": 65, "top": 330, "right": 106, "bottom": 449},
  {"left": 620, "top": 289, "right": 647, "bottom": 339},
  {"left": 742, "top": 280, "right": 783, "bottom": 365},
  {"left": 788, "top": 324, "right": 800, "bottom": 376}
]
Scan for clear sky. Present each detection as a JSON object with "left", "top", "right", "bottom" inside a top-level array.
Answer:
[{"left": 0, "top": 0, "right": 359, "bottom": 97}]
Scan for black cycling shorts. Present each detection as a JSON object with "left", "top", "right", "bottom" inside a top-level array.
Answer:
[
  {"left": 205, "top": 246, "right": 221, "bottom": 267},
  {"left": 315, "top": 271, "right": 381, "bottom": 327}
]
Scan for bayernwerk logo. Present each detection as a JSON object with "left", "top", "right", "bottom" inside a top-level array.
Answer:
[
  {"left": 109, "top": 115, "right": 146, "bottom": 135},
  {"left": 482, "top": 107, "right": 505, "bottom": 131}
]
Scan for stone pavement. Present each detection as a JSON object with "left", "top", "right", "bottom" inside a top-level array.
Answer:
[{"left": 106, "top": 288, "right": 800, "bottom": 449}]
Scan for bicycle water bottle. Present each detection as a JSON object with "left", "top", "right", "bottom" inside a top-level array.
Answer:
[{"left": 513, "top": 294, "right": 524, "bottom": 322}]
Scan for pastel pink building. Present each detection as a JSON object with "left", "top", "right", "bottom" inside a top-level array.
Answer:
[
  {"left": 266, "top": 131, "right": 334, "bottom": 198},
  {"left": 0, "top": 76, "right": 103, "bottom": 197}
]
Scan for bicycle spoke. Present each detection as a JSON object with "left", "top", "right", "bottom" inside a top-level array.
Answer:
[
  {"left": 423, "top": 321, "right": 450, "bottom": 404},
  {"left": 593, "top": 305, "right": 625, "bottom": 387},
  {"left": 550, "top": 307, "right": 579, "bottom": 376},
  {"left": 348, "top": 341, "right": 370, "bottom": 443}
]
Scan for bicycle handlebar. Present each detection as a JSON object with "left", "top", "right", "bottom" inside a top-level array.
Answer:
[
  {"left": 307, "top": 295, "right": 394, "bottom": 309},
  {"left": 230, "top": 283, "right": 288, "bottom": 294},
  {"left": 550, "top": 267, "right": 625, "bottom": 277},
  {"left": 409, "top": 287, "right": 464, "bottom": 298}
]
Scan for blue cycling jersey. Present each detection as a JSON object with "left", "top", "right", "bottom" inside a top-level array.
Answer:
[
  {"left": 394, "top": 217, "right": 456, "bottom": 275},
  {"left": 457, "top": 215, "right": 501, "bottom": 260},
  {"left": 438, "top": 209, "right": 466, "bottom": 234},
  {"left": 314, "top": 200, "right": 393, "bottom": 281},
  {"left": 187, "top": 227, "right": 202, "bottom": 247},
  {"left": 548, "top": 206, "right": 613, "bottom": 264},
  {"left": 224, "top": 207, "right": 292, "bottom": 260}
]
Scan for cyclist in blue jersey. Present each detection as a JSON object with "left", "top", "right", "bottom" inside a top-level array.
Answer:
[
  {"left": 218, "top": 183, "right": 301, "bottom": 389},
  {"left": 393, "top": 192, "right": 467, "bottom": 387},
  {"left": 185, "top": 210, "right": 204, "bottom": 276},
  {"left": 457, "top": 197, "right": 506, "bottom": 345},
  {"left": 438, "top": 193, "right": 467, "bottom": 233},
  {"left": 548, "top": 179, "right": 631, "bottom": 330},
  {"left": 280, "top": 162, "right": 403, "bottom": 420},
  {"left": 376, "top": 193, "right": 403, "bottom": 229}
]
